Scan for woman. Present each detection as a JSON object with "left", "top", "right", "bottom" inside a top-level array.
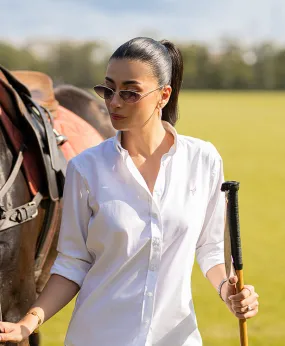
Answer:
[{"left": 0, "top": 37, "right": 259, "bottom": 345}]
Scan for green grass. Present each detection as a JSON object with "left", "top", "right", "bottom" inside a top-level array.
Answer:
[{"left": 41, "top": 91, "right": 285, "bottom": 345}]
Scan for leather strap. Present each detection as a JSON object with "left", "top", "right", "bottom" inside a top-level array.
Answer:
[
  {"left": 34, "top": 200, "right": 61, "bottom": 283},
  {"left": 21, "top": 94, "right": 67, "bottom": 200},
  {"left": 0, "top": 144, "right": 25, "bottom": 200},
  {"left": 0, "top": 192, "right": 43, "bottom": 232},
  {"left": 24, "top": 95, "right": 62, "bottom": 172},
  {"left": 0, "top": 65, "right": 31, "bottom": 97}
]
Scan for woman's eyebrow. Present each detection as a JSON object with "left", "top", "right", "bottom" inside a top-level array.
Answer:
[
  {"left": 105, "top": 77, "right": 141, "bottom": 86},
  {"left": 122, "top": 80, "right": 141, "bottom": 86},
  {"left": 105, "top": 77, "right": 115, "bottom": 84}
]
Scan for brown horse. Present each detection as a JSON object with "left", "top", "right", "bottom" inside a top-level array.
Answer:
[
  {"left": 0, "top": 122, "right": 48, "bottom": 346},
  {"left": 54, "top": 85, "right": 116, "bottom": 139},
  {"left": 0, "top": 68, "right": 112, "bottom": 346}
]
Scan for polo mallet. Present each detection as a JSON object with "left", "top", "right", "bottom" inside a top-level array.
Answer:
[{"left": 221, "top": 181, "right": 248, "bottom": 346}]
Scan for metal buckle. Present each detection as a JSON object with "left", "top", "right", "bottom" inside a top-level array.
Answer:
[
  {"left": 28, "top": 201, "right": 38, "bottom": 219},
  {"left": 12, "top": 202, "right": 38, "bottom": 223}
]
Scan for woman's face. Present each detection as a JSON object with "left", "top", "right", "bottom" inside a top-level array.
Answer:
[{"left": 104, "top": 59, "right": 171, "bottom": 131}]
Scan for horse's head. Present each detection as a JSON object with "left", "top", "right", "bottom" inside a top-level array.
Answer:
[{"left": 54, "top": 85, "right": 116, "bottom": 139}]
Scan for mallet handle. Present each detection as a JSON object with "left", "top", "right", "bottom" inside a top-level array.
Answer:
[
  {"left": 236, "top": 269, "right": 248, "bottom": 346},
  {"left": 221, "top": 181, "right": 248, "bottom": 346}
]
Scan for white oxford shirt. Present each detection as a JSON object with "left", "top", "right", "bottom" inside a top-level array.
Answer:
[{"left": 51, "top": 121, "right": 225, "bottom": 346}]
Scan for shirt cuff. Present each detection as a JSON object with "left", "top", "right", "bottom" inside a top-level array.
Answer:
[
  {"left": 50, "top": 252, "right": 92, "bottom": 287},
  {"left": 196, "top": 241, "right": 225, "bottom": 277}
]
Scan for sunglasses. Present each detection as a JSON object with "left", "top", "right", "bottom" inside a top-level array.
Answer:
[{"left": 93, "top": 85, "right": 163, "bottom": 104}]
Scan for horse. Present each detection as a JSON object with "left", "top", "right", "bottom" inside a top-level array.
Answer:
[
  {"left": 54, "top": 85, "right": 116, "bottom": 139},
  {"left": 0, "top": 67, "right": 111, "bottom": 346},
  {"left": 0, "top": 123, "right": 47, "bottom": 346}
]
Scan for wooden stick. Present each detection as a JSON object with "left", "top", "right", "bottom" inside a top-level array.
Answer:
[{"left": 236, "top": 269, "right": 248, "bottom": 346}]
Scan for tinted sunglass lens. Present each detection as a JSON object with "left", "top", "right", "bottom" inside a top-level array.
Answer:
[
  {"left": 94, "top": 86, "right": 113, "bottom": 100},
  {"left": 120, "top": 91, "right": 140, "bottom": 103}
]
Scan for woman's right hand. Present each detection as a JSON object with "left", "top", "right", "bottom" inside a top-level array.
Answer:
[{"left": 0, "top": 321, "right": 31, "bottom": 343}]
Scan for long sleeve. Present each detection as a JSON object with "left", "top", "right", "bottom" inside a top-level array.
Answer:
[
  {"left": 195, "top": 151, "right": 225, "bottom": 277},
  {"left": 50, "top": 159, "right": 93, "bottom": 287}
]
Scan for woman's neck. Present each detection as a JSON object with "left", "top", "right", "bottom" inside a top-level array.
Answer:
[{"left": 121, "top": 120, "right": 173, "bottom": 159}]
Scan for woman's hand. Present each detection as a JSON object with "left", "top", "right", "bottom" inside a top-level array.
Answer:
[
  {"left": 221, "top": 276, "right": 259, "bottom": 319},
  {"left": 0, "top": 321, "right": 31, "bottom": 343}
]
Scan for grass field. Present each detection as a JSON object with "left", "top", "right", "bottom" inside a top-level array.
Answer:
[{"left": 40, "top": 91, "right": 285, "bottom": 345}]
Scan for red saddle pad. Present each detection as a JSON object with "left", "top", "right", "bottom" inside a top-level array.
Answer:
[{"left": 54, "top": 105, "right": 104, "bottom": 162}]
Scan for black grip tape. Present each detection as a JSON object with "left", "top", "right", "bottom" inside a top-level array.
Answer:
[{"left": 221, "top": 181, "right": 243, "bottom": 271}]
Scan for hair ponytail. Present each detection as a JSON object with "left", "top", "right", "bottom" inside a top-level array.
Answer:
[
  {"left": 159, "top": 40, "right": 183, "bottom": 126},
  {"left": 110, "top": 37, "right": 183, "bottom": 126}
]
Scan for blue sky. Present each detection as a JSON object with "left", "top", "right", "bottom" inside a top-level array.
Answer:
[{"left": 1, "top": 0, "right": 284, "bottom": 49}]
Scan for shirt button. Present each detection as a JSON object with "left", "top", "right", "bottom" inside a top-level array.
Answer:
[
  {"left": 153, "top": 240, "right": 160, "bottom": 251},
  {"left": 152, "top": 237, "right": 160, "bottom": 245},
  {"left": 146, "top": 292, "right": 153, "bottom": 297},
  {"left": 149, "top": 264, "right": 157, "bottom": 271},
  {"left": 151, "top": 212, "right": 157, "bottom": 219}
]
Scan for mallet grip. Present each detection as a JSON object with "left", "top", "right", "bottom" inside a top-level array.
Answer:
[{"left": 221, "top": 181, "right": 243, "bottom": 271}]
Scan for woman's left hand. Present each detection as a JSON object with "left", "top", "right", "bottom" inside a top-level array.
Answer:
[{"left": 221, "top": 276, "right": 259, "bottom": 319}]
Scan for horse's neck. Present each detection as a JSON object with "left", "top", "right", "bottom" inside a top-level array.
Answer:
[{"left": 0, "top": 125, "right": 46, "bottom": 325}]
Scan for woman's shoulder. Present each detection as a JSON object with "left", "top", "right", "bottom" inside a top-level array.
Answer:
[
  {"left": 177, "top": 134, "right": 221, "bottom": 161},
  {"left": 75, "top": 136, "right": 115, "bottom": 159},
  {"left": 68, "top": 136, "right": 116, "bottom": 173}
]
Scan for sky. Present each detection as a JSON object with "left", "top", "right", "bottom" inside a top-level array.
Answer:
[{"left": 1, "top": 0, "right": 285, "bottom": 49}]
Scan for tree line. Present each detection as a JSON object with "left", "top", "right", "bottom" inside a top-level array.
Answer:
[{"left": 1, "top": 40, "right": 285, "bottom": 90}]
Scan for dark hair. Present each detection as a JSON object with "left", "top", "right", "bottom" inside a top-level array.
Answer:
[{"left": 110, "top": 37, "right": 183, "bottom": 126}]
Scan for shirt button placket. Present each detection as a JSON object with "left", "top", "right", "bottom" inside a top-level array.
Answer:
[
  {"left": 141, "top": 202, "right": 163, "bottom": 342},
  {"left": 154, "top": 161, "right": 166, "bottom": 204}
]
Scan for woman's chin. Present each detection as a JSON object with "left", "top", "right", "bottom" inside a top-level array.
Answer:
[{"left": 110, "top": 119, "right": 130, "bottom": 131}]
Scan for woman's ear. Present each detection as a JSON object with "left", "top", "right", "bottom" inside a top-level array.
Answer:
[{"left": 161, "top": 85, "right": 172, "bottom": 108}]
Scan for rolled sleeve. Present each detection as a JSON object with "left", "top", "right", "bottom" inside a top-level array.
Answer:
[
  {"left": 195, "top": 151, "right": 225, "bottom": 277},
  {"left": 50, "top": 159, "right": 93, "bottom": 287}
]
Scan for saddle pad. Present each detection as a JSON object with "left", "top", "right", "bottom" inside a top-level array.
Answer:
[
  {"left": 54, "top": 106, "right": 103, "bottom": 161},
  {"left": 11, "top": 70, "right": 59, "bottom": 116}
]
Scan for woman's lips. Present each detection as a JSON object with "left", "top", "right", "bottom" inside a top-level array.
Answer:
[{"left": 110, "top": 113, "right": 126, "bottom": 120}]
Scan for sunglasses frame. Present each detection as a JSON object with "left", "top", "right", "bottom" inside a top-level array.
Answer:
[{"left": 93, "top": 85, "right": 164, "bottom": 104}]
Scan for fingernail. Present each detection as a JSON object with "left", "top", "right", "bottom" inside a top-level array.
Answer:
[{"left": 228, "top": 296, "right": 233, "bottom": 300}]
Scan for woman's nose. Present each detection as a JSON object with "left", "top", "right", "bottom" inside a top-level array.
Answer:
[{"left": 109, "top": 92, "right": 122, "bottom": 108}]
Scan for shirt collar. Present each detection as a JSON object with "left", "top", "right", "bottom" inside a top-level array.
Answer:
[
  {"left": 113, "top": 131, "right": 127, "bottom": 154},
  {"left": 113, "top": 121, "right": 178, "bottom": 156}
]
